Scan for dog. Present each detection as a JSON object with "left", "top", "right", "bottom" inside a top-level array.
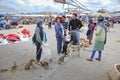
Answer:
[
  {"left": 0, "top": 68, "right": 9, "bottom": 73},
  {"left": 62, "top": 41, "right": 70, "bottom": 56},
  {"left": 80, "top": 38, "right": 89, "bottom": 48},
  {"left": 83, "top": 40, "right": 89, "bottom": 48},
  {"left": 41, "top": 61, "right": 49, "bottom": 70},
  {"left": 58, "top": 55, "right": 66, "bottom": 65},
  {"left": 11, "top": 62, "right": 17, "bottom": 71},
  {"left": 68, "top": 44, "right": 83, "bottom": 57},
  {"left": 24, "top": 59, "right": 35, "bottom": 70}
]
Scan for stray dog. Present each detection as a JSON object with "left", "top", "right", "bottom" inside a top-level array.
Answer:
[
  {"left": 24, "top": 59, "right": 35, "bottom": 70},
  {"left": 58, "top": 55, "right": 66, "bottom": 65},
  {"left": 0, "top": 68, "right": 9, "bottom": 73},
  {"left": 83, "top": 40, "right": 89, "bottom": 48},
  {"left": 11, "top": 62, "right": 17, "bottom": 71},
  {"left": 41, "top": 61, "right": 49, "bottom": 70},
  {"left": 80, "top": 38, "right": 89, "bottom": 48},
  {"left": 68, "top": 44, "right": 83, "bottom": 57},
  {"left": 62, "top": 41, "right": 70, "bottom": 56}
]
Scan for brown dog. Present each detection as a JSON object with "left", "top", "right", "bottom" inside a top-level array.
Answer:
[
  {"left": 11, "top": 62, "right": 17, "bottom": 71},
  {"left": 24, "top": 59, "right": 35, "bottom": 70},
  {"left": 80, "top": 38, "right": 89, "bottom": 48},
  {"left": 0, "top": 68, "right": 9, "bottom": 73},
  {"left": 68, "top": 44, "right": 83, "bottom": 57},
  {"left": 58, "top": 55, "right": 66, "bottom": 65},
  {"left": 41, "top": 61, "right": 49, "bottom": 70},
  {"left": 83, "top": 40, "right": 89, "bottom": 47}
]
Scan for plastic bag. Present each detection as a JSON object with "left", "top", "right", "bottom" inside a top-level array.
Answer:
[
  {"left": 0, "top": 39, "right": 8, "bottom": 45},
  {"left": 40, "top": 44, "right": 52, "bottom": 61}
]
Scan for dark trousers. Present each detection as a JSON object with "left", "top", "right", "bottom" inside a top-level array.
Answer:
[
  {"left": 5, "top": 24, "right": 10, "bottom": 29},
  {"left": 35, "top": 42, "right": 42, "bottom": 61},
  {"left": 0, "top": 24, "right": 4, "bottom": 30}
]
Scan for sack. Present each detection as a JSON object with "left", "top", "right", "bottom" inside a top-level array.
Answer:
[
  {"left": 86, "top": 30, "right": 91, "bottom": 36},
  {"left": 32, "top": 34, "right": 36, "bottom": 43},
  {"left": 41, "top": 44, "right": 52, "bottom": 61}
]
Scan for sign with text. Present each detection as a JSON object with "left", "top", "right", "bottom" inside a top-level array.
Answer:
[{"left": 54, "top": 0, "right": 66, "bottom": 4}]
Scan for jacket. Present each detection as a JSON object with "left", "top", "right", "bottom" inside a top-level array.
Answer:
[
  {"left": 69, "top": 19, "right": 83, "bottom": 31},
  {"left": 54, "top": 23, "right": 64, "bottom": 38},
  {"left": 95, "top": 25, "right": 105, "bottom": 41},
  {"left": 35, "top": 26, "right": 47, "bottom": 44}
]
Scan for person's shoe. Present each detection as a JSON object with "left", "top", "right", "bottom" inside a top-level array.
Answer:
[
  {"left": 35, "top": 60, "right": 42, "bottom": 65},
  {"left": 95, "top": 58, "right": 101, "bottom": 61},
  {"left": 86, "top": 58, "right": 93, "bottom": 61},
  {"left": 89, "top": 42, "right": 92, "bottom": 45}
]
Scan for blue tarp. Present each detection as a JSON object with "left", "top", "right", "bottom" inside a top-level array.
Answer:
[
  {"left": 11, "top": 17, "right": 19, "bottom": 22},
  {"left": 0, "top": 14, "right": 4, "bottom": 17}
]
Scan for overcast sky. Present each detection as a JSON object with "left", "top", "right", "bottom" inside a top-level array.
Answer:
[
  {"left": 0, "top": 0, "right": 120, "bottom": 13},
  {"left": 17, "top": 0, "right": 120, "bottom": 11}
]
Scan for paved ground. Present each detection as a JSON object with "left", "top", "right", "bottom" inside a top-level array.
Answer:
[{"left": 0, "top": 24, "right": 120, "bottom": 80}]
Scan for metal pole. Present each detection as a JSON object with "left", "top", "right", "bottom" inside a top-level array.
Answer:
[{"left": 63, "top": 3, "right": 65, "bottom": 15}]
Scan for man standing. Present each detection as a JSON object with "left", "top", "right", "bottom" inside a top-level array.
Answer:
[{"left": 69, "top": 13, "right": 83, "bottom": 45}]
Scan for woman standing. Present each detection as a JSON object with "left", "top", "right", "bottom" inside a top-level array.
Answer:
[
  {"left": 54, "top": 17, "right": 64, "bottom": 55},
  {"left": 87, "top": 16, "right": 106, "bottom": 61},
  {"left": 87, "top": 20, "right": 95, "bottom": 44},
  {"left": 34, "top": 19, "right": 47, "bottom": 64}
]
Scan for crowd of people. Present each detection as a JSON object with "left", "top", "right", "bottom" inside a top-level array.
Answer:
[
  {"left": 1, "top": 13, "right": 119, "bottom": 63},
  {"left": 32, "top": 13, "right": 115, "bottom": 64}
]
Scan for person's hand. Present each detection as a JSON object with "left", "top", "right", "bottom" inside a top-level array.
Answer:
[
  {"left": 61, "top": 35, "right": 64, "bottom": 39},
  {"left": 76, "top": 27, "right": 79, "bottom": 30}
]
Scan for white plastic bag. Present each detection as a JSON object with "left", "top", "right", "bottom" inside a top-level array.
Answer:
[
  {"left": 40, "top": 44, "right": 52, "bottom": 61},
  {"left": 0, "top": 39, "right": 8, "bottom": 45}
]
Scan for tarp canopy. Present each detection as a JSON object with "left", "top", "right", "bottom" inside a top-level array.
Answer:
[
  {"left": 11, "top": 17, "right": 19, "bottom": 22},
  {"left": 0, "top": 14, "right": 4, "bottom": 17}
]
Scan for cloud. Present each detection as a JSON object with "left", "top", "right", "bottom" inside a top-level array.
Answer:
[
  {"left": 0, "top": 0, "right": 120, "bottom": 13},
  {"left": 78, "top": 0, "right": 120, "bottom": 12}
]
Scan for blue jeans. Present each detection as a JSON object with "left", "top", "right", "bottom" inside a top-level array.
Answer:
[
  {"left": 70, "top": 30, "right": 80, "bottom": 45},
  {"left": 5, "top": 24, "right": 10, "bottom": 29},
  {"left": 90, "top": 50, "right": 102, "bottom": 59}
]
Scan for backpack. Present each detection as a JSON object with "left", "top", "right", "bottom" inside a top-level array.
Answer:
[{"left": 32, "top": 34, "right": 36, "bottom": 43}]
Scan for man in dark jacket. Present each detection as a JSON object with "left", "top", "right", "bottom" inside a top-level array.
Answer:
[{"left": 69, "top": 13, "right": 83, "bottom": 45}]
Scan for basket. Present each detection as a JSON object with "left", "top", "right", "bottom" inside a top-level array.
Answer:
[{"left": 108, "top": 64, "right": 120, "bottom": 80}]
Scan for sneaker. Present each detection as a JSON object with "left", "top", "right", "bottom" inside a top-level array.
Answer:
[
  {"left": 86, "top": 58, "right": 93, "bottom": 61},
  {"left": 95, "top": 58, "right": 101, "bottom": 61}
]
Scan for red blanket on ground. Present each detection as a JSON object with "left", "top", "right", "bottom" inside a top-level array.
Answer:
[
  {"left": 21, "top": 29, "right": 31, "bottom": 38},
  {"left": 6, "top": 34, "right": 20, "bottom": 44}
]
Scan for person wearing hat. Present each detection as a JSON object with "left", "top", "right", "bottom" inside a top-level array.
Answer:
[
  {"left": 87, "top": 15, "right": 107, "bottom": 61},
  {"left": 34, "top": 19, "right": 47, "bottom": 64}
]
